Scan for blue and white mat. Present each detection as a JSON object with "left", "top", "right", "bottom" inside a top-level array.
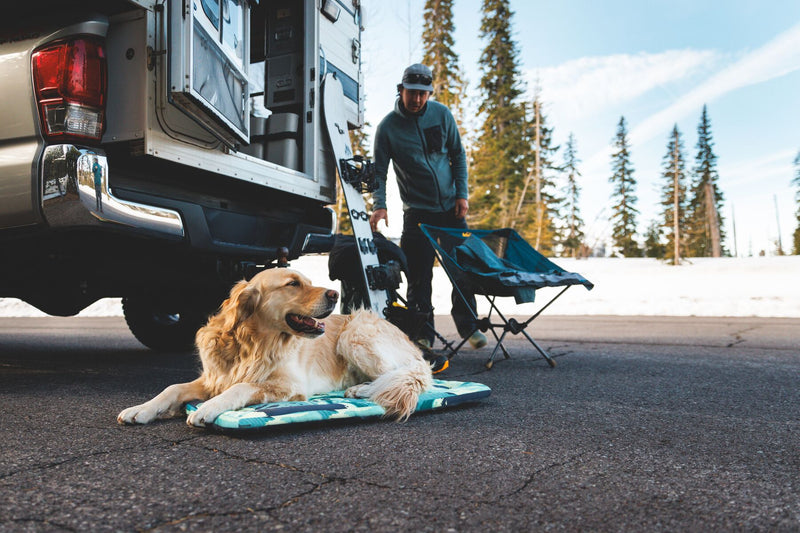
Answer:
[{"left": 185, "top": 379, "right": 491, "bottom": 431}]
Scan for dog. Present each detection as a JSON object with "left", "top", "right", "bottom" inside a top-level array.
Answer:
[{"left": 117, "top": 268, "right": 432, "bottom": 427}]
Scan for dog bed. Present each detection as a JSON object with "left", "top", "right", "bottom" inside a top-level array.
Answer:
[{"left": 185, "top": 379, "right": 490, "bottom": 431}]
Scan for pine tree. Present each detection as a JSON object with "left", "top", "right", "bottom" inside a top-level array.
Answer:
[
  {"left": 422, "top": 0, "right": 467, "bottom": 134},
  {"left": 643, "top": 220, "right": 666, "bottom": 258},
  {"left": 469, "top": 0, "right": 528, "bottom": 231},
  {"left": 659, "top": 125, "right": 689, "bottom": 265},
  {"left": 687, "top": 105, "right": 725, "bottom": 257},
  {"left": 560, "top": 133, "right": 585, "bottom": 258},
  {"left": 608, "top": 116, "right": 640, "bottom": 257},
  {"left": 792, "top": 149, "right": 800, "bottom": 255},
  {"left": 512, "top": 97, "right": 562, "bottom": 252}
]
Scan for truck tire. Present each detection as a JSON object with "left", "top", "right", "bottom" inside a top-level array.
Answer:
[{"left": 122, "top": 294, "right": 214, "bottom": 352}]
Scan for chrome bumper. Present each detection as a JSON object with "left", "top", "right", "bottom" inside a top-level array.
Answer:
[{"left": 41, "top": 145, "right": 184, "bottom": 237}]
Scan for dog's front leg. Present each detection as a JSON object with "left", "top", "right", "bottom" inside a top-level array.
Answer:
[
  {"left": 187, "top": 382, "right": 265, "bottom": 427},
  {"left": 118, "top": 378, "right": 207, "bottom": 424}
]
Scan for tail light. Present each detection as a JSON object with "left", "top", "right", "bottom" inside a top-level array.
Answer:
[{"left": 32, "top": 36, "right": 106, "bottom": 142}]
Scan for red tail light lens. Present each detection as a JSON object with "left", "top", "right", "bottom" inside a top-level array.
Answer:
[{"left": 32, "top": 37, "right": 107, "bottom": 141}]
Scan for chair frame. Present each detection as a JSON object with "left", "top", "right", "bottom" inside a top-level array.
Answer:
[
  {"left": 441, "top": 263, "right": 572, "bottom": 368},
  {"left": 419, "top": 224, "right": 592, "bottom": 369}
]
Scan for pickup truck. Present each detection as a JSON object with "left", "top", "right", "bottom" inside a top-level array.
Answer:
[{"left": 0, "top": 0, "right": 364, "bottom": 350}]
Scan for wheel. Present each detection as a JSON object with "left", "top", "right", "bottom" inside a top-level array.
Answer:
[{"left": 122, "top": 294, "right": 218, "bottom": 352}]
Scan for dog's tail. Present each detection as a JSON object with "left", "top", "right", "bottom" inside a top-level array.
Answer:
[{"left": 364, "top": 360, "right": 432, "bottom": 422}]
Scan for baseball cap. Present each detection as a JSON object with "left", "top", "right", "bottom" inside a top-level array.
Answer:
[{"left": 401, "top": 63, "right": 434, "bottom": 92}]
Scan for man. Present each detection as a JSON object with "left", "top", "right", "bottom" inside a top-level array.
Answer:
[
  {"left": 92, "top": 157, "right": 104, "bottom": 213},
  {"left": 370, "top": 63, "right": 487, "bottom": 364}
]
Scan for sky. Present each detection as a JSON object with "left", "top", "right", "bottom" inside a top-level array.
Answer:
[{"left": 357, "top": 0, "right": 800, "bottom": 256}]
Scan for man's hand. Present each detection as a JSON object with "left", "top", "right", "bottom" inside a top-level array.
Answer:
[
  {"left": 370, "top": 208, "right": 388, "bottom": 232},
  {"left": 454, "top": 198, "right": 469, "bottom": 219}
]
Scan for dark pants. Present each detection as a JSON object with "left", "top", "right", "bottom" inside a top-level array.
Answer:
[{"left": 401, "top": 209, "right": 477, "bottom": 343}]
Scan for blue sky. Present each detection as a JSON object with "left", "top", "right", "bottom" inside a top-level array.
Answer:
[{"left": 359, "top": 1, "right": 800, "bottom": 256}]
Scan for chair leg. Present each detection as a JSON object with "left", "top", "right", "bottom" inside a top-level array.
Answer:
[
  {"left": 487, "top": 327, "right": 511, "bottom": 359},
  {"left": 500, "top": 339, "right": 511, "bottom": 359},
  {"left": 443, "top": 329, "right": 473, "bottom": 360},
  {"left": 485, "top": 330, "right": 510, "bottom": 369},
  {"left": 486, "top": 326, "right": 500, "bottom": 344},
  {"left": 520, "top": 329, "right": 556, "bottom": 368},
  {"left": 483, "top": 297, "right": 512, "bottom": 359}
]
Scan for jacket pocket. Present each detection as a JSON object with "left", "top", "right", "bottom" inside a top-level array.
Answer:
[{"left": 423, "top": 126, "right": 443, "bottom": 153}]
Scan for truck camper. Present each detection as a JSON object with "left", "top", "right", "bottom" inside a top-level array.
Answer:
[{"left": 0, "top": 0, "right": 364, "bottom": 349}]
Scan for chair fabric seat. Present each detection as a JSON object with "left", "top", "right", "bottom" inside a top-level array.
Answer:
[{"left": 453, "top": 234, "right": 593, "bottom": 303}]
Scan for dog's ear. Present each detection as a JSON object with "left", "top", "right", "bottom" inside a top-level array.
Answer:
[
  {"left": 218, "top": 280, "right": 260, "bottom": 330},
  {"left": 234, "top": 284, "right": 261, "bottom": 325}
]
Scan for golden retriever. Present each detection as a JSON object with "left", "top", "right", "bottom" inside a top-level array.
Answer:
[{"left": 117, "top": 268, "right": 432, "bottom": 426}]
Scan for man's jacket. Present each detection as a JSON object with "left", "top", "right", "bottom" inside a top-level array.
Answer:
[{"left": 373, "top": 98, "right": 468, "bottom": 213}]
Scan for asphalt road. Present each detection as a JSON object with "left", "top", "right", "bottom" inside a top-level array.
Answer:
[{"left": 1, "top": 315, "right": 798, "bottom": 532}]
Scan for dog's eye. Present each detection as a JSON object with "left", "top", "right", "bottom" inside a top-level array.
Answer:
[{"left": 286, "top": 280, "right": 300, "bottom": 287}]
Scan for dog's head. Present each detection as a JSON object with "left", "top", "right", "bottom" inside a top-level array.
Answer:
[{"left": 225, "top": 268, "right": 339, "bottom": 339}]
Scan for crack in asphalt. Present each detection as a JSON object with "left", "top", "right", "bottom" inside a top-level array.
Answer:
[
  {"left": 182, "top": 441, "right": 397, "bottom": 489},
  {"left": 142, "top": 507, "right": 275, "bottom": 532},
  {"left": 0, "top": 443, "right": 158, "bottom": 482},
  {"left": 159, "top": 439, "right": 479, "bottom": 523},
  {"left": 141, "top": 476, "right": 335, "bottom": 531},
  {"left": 184, "top": 441, "right": 325, "bottom": 474},
  {"left": 0, "top": 429, "right": 203, "bottom": 482},
  {"left": 6, "top": 517, "right": 79, "bottom": 533},
  {"left": 519, "top": 448, "right": 594, "bottom": 491},
  {"left": 726, "top": 326, "right": 757, "bottom": 348}
]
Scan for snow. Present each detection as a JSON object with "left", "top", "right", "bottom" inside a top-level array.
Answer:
[{"left": 2, "top": 255, "right": 798, "bottom": 318}]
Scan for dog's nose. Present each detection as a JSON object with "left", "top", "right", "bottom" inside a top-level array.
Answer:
[{"left": 326, "top": 290, "right": 339, "bottom": 303}]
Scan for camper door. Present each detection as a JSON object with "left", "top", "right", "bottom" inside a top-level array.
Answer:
[{"left": 169, "top": 0, "right": 250, "bottom": 145}]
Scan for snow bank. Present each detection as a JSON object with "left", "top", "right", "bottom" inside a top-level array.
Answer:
[{"left": 1, "top": 256, "right": 797, "bottom": 318}]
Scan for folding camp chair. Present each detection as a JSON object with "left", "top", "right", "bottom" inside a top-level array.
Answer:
[{"left": 419, "top": 225, "right": 594, "bottom": 369}]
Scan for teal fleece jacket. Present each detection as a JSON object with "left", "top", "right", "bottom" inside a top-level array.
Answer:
[{"left": 373, "top": 98, "right": 468, "bottom": 213}]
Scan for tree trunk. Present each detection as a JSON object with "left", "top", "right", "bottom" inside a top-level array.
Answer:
[
  {"left": 533, "top": 102, "right": 543, "bottom": 248},
  {"left": 512, "top": 100, "right": 540, "bottom": 234},
  {"left": 672, "top": 152, "right": 681, "bottom": 265},
  {"left": 497, "top": 120, "right": 510, "bottom": 228},
  {"left": 705, "top": 181, "right": 721, "bottom": 257}
]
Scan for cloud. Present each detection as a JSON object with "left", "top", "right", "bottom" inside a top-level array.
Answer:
[
  {"left": 628, "top": 20, "right": 800, "bottom": 146},
  {"left": 521, "top": 49, "right": 722, "bottom": 180},
  {"left": 526, "top": 49, "right": 720, "bottom": 122},
  {"left": 566, "top": 20, "right": 800, "bottom": 183},
  {"left": 720, "top": 148, "right": 797, "bottom": 188}
]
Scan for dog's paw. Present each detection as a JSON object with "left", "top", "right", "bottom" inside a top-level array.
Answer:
[
  {"left": 186, "top": 401, "right": 225, "bottom": 427},
  {"left": 344, "top": 383, "right": 372, "bottom": 399},
  {"left": 117, "top": 404, "right": 159, "bottom": 425}
]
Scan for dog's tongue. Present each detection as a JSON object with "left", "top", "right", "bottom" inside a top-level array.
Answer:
[
  {"left": 288, "top": 314, "right": 325, "bottom": 334},
  {"left": 301, "top": 316, "right": 323, "bottom": 331}
]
